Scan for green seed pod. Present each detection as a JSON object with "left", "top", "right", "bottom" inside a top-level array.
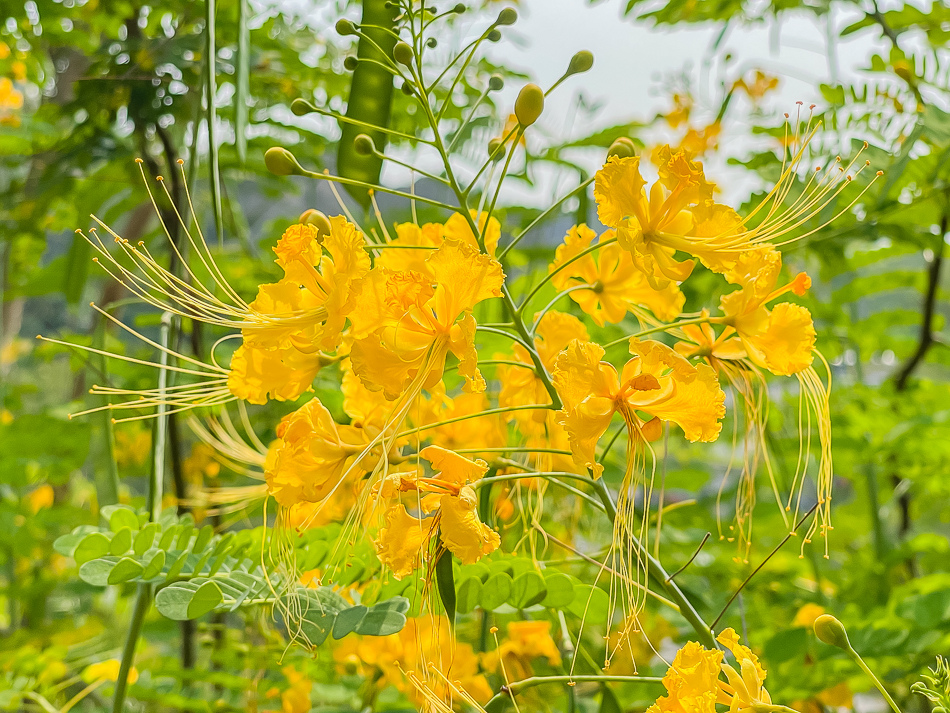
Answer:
[
  {"left": 353, "top": 133, "right": 377, "bottom": 156},
  {"left": 336, "top": 18, "right": 357, "bottom": 36},
  {"left": 515, "top": 83, "right": 544, "bottom": 127},
  {"left": 264, "top": 147, "right": 304, "bottom": 177},
  {"left": 393, "top": 41, "right": 413, "bottom": 67},
  {"left": 567, "top": 50, "right": 594, "bottom": 76},
  {"left": 400, "top": 81, "right": 414, "bottom": 96},
  {"left": 487, "top": 28, "right": 501, "bottom": 42},
  {"left": 291, "top": 98, "right": 316, "bottom": 116},
  {"left": 488, "top": 137, "right": 506, "bottom": 162},
  {"left": 452, "top": 3, "right": 466, "bottom": 13},
  {"left": 607, "top": 137, "right": 636, "bottom": 159},
  {"left": 488, "top": 74, "right": 504, "bottom": 91},
  {"left": 299, "top": 209, "right": 332, "bottom": 241},
  {"left": 343, "top": 56, "right": 359, "bottom": 71},
  {"left": 496, "top": 7, "right": 517, "bottom": 25},
  {"left": 426, "top": 37, "right": 437, "bottom": 48},
  {"left": 814, "top": 614, "right": 851, "bottom": 651}
]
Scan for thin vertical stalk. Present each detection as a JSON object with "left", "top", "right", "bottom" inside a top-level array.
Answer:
[
  {"left": 235, "top": 0, "right": 249, "bottom": 167},
  {"left": 205, "top": 0, "right": 224, "bottom": 246},
  {"left": 92, "top": 321, "right": 120, "bottom": 509},
  {"left": 111, "top": 313, "right": 172, "bottom": 713}
]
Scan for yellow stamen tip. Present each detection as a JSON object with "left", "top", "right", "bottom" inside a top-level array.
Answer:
[
  {"left": 134, "top": 158, "right": 143, "bottom": 164},
  {"left": 156, "top": 176, "right": 163, "bottom": 181},
  {"left": 177, "top": 158, "right": 184, "bottom": 165}
]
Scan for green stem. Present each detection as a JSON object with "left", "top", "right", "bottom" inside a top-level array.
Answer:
[
  {"left": 487, "top": 675, "right": 662, "bottom": 709},
  {"left": 92, "top": 320, "right": 120, "bottom": 509},
  {"left": 602, "top": 315, "right": 715, "bottom": 349},
  {"left": 850, "top": 648, "right": 904, "bottom": 713},
  {"left": 205, "top": 0, "right": 223, "bottom": 246},
  {"left": 111, "top": 583, "right": 151, "bottom": 713}
]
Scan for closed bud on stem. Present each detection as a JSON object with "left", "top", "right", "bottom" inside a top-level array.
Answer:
[
  {"left": 353, "top": 134, "right": 377, "bottom": 156},
  {"left": 264, "top": 147, "right": 305, "bottom": 177},
  {"left": 393, "top": 41, "right": 414, "bottom": 67},
  {"left": 291, "top": 98, "right": 316, "bottom": 116},
  {"left": 452, "top": 3, "right": 466, "bottom": 13},
  {"left": 487, "top": 29, "right": 501, "bottom": 42},
  {"left": 607, "top": 137, "right": 636, "bottom": 159},
  {"left": 515, "top": 83, "right": 544, "bottom": 127},
  {"left": 488, "top": 137, "right": 506, "bottom": 162},
  {"left": 814, "top": 614, "right": 852, "bottom": 651},
  {"left": 343, "top": 56, "right": 359, "bottom": 71},
  {"left": 299, "top": 210, "right": 332, "bottom": 241},
  {"left": 400, "top": 81, "right": 414, "bottom": 96},
  {"left": 488, "top": 74, "right": 504, "bottom": 91},
  {"left": 335, "top": 18, "right": 357, "bottom": 36},
  {"left": 567, "top": 50, "right": 594, "bottom": 76},
  {"left": 426, "top": 37, "right": 438, "bottom": 48},
  {"left": 495, "top": 7, "right": 517, "bottom": 25}
]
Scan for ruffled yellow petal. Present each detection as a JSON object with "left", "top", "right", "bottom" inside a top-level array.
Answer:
[
  {"left": 594, "top": 155, "right": 648, "bottom": 229},
  {"left": 375, "top": 222, "right": 444, "bottom": 274},
  {"left": 444, "top": 210, "right": 501, "bottom": 257},
  {"left": 227, "top": 342, "right": 321, "bottom": 405},
  {"left": 747, "top": 302, "right": 816, "bottom": 376},
  {"left": 438, "top": 485, "right": 500, "bottom": 564},
  {"left": 428, "top": 238, "right": 505, "bottom": 321},
  {"left": 419, "top": 445, "right": 488, "bottom": 487},
  {"left": 374, "top": 505, "right": 431, "bottom": 580}
]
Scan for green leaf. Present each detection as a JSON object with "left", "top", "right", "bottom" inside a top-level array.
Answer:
[
  {"left": 541, "top": 573, "right": 575, "bottom": 608},
  {"left": 108, "top": 527, "right": 133, "bottom": 556},
  {"left": 133, "top": 523, "right": 160, "bottom": 556},
  {"left": 188, "top": 581, "right": 224, "bottom": 618},
  {"left": 79, "top": 558, "right": 117, "bottom": 586},
  {"left": 435, "top": 551, "right": 456, "bottom": 626},
  {"left": 509, "top": 571, "right": 547, "bottom": 609},
  {"left": 142, "top": 550, "right": 166, "bottom": 580},
  {"left": 166, "top": 550, "right": 191, "bottom": 581},
  {"left": 175, "top": 525, "right": 196, "bottom": 551},
  {"left": 356, "top": 598, "right": 409, "bottom": 636},
  {"left": 599, "top": 685, "right": 623, "bottom": 713},
  {"left": 456, "top": 576, "right": 483, "bottom": 614},
  {"left": 158, "top": 525, "right": 179, "bottom": 552},
  {"left": 155, "top": 580, "right": 223, "bottom": 620},
  {"left": 332, "top": 604, "right": 368, "bottom": 639},
  {"left": 192, "top": 525, "right": 214, "bottom": 554},
  {"left": 480, "top": 573, "right": 513, "bottom": 612},
  {"left": 107, "top": 557, "right": 145, "bottom": 585},
  {"left": 567, "top": 584, "right": 609, "bottom": 625},
  {"left": 74, "top": 533, "right": 111, "bottom": 565}
]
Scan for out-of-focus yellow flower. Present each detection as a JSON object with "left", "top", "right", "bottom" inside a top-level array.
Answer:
[
  {"left": 280, "top": 665, "right": 312, "bottom": 713},
  {"left": 604, "top": 614, "right": 675, "bottom": 674},
  {"left": 349, "top": 238, "right": 504, "bottom": 398},
  {"left": 182, "top": 443, "right": 222, "bottom": 487},
  {"left": 0, "top": 77, "right": 23, "bottom": 126},
  {"left": 82, "top": 659, "right": 138, "bottom": 685},
  {"left": 333, "top": 615, "right": 492, "bottom": 707},
  {"left": 481, "top": 620, "right": 562, "bottom": 681},
  {"left": 553, "top": 339, "right": 724, "bottom": 478},
  {"left": 420, "top": 386, "right": 507, "bottom": 458},
  {"left": 550, "top": 224, "right": 685, "bottom": 324},
  {"left": 26, "top": 484, "right": 54, "bottom": 514},
  {"left": 732, "top": 70, "right": 780, "bottom": 103},
  {"left": 792, "top": 603, "right": 826, "bottom": 629},
  {"left": 719, "top": 248, "right": 815, "bottom": 376},
  {"left": 114, "top": 425, "right": 151, "bottom": 468},
  {"left": 265, "top": 397, "right": 368, "bottom": 509},
  {"left": 228, "top": 218, "right": 370, "bottom": 404},
  {"left": 444, "top": 210, "right": 501, "bottom": 257},
  {"left": 373, "top": 446, "right": 499, "bottom": 579}
]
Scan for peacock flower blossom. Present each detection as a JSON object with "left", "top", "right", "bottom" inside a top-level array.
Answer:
[
  {"left": 481, "top": 620, "right": 562, "bottom": 682},
  {"left": 373, "top": 445, "right": 499, "bottom": 579},
  {"left": 227, "top": 217, "right": 370, "bottom": 404},
  {"left": 553, "top": 338, "right": 725, "bottom": 478},
  {"left": 549, "top": 224, "right": 685, "bottom": 324},
  {"left": 264, "top": 397, "right": 371, "bottom": 509},
  {"left": 374, "top": 221, "right": 444, "bottom": 275},
  {"left": 443, "top": 210, "right": 502, "bottom": 256},
  {"left": 348, "top": 238, "right": 504, "bottom": 399},
  {"left": 715, "top": 629, "right": 775, "bottom": 713},
  {"left": 419, "top": 386, "right": 507, "bottom": 458},
  {"left": 718, "top": 248, "right": 815, "bottom": 377}
]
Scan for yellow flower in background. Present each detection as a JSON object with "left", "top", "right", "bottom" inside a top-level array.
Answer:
[
  {"left": 421, "top": 387, "right": 507, "bottom": 457},
  {"left": 280, "top": 665, "right": 312, "bottom": 713},
  {"left": 792, "top": 603, "right": 826, "bottom": 629},
  {"left": 373, "top": 446, "right": 499, "bottom": 579},
  {"left": 265, "top": 397, "right": 368, "bottom": 509},
  {"left": 26, "top": 485, "right": 54, "bottom": 514},
  {"left": 0, "top": 77, "right": 23, "bottom": 126},
  {"left": 182, "top": 443, "right": 222, "bottom": 487},
  {"left": 550, "top": 224, "right": 685, "bottom": 324},
  {"left": 228, "top": 218, "right": 370, "bottom": 404},
  {"left": 114, "top": 425, "right": 151, "bottom": 468},
  {"left": 732, "top": 69, "right": 780, "bottom": 103},
  {"left": 481, "top": 620, "right": 562, "bottom": 681},
  {"left": 553, "top": 338, "right": 724, "bottom": 478},
  {"left": 719, "top": 248, "right": 815, "bottom": 376},
  {"left": 82, "top": 659, "right": 138, "bottom": 685},
  {"left": 349, "top": 238, "right": 504, "bottom": 398}
]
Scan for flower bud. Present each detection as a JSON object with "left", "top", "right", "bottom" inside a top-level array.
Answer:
[
  {"left": 452, "top": 3, "right": 466, "bottom": 13},
  {"left": 487, "top": 29, "right": 501, "bottom": 42},
  {"left": 488, "top": 137, "right": 506, "bottom": 162},
  {"left": 291, "top": 98, "right": 316, "bottom": 116},
  {"left": 343, "top": 56, "right": 358, "bottom": 71},
  {"left": 814, "top": 614, "right": 851, "bottom": 651},
  {"left": 488, "top": 74, "right": 504, "bottom": 92},
  {"left": 264, "top": 147, "right": 304, "bottom": 177},
  {"left": 607, "top": 137, "right": 636, "bottom": 159},
  {"left": 353, "top": 134, "right": 376, "bottom": 156},
  {"left": 299, "top": 209, "right": 332, "bottom": 241},
  {"left": 426, "top": 37, "right": 437, "bottom": 49},
  {"left": 400, "top": 81, "right": 414, "bottom": 96},
  {"left": 567, "top": 50, "right": 594, "bottom": 76},
  {"left": 495, "top": 7, "right": 517, "bottom": 25},
  {"left": 335, "top": 18, "right": 357, "bottom": 36},
  {"left": 514, "top": 83, "right": 544, "bottom": 127},
  {"left": 393, "top": 41, "right": 413, "bottom": 67}
]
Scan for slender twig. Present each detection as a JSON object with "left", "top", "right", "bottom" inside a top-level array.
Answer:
[
  {"left": 487, "top": 674, "right": 662, "bottom": 709},
  {"left": 666, "top": 533, "right": 711, "bottom": 583}
]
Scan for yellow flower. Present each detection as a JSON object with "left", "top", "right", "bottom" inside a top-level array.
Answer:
[
  {"left": 715, "top": 628, "right": 773, "bottom": 713},
  {"left": 481, "top": 620, "right": 562, "bottom": 681},
  {"left": 719, "top": 248, "right": 815, "bottom": 376},
  {"left": 114, "top": 425, "right": 151, "bottom": 468},
  {"left": 265, "top": 397, "right": 368, "bottom": 508},
  {"left": 280, "top": 665, "right": 312, "bottom": 713},
  {"left": 349, "top": 238, "right": 504, "bottom": 398},
  {"left": 553, "top": 339, "right": 725, "bottom": 478},
  {"left": 444, "top": 210, "right": 501, "bottom": 257},
  {"left": 421, "top": 386, "right": 507, "bottom": 458},
  {"left": 792, "top": 603, "right": 826, "bottom": 629},
  {"left": 0, "top": 77, "right": 23, "bottom": 127},
  {"left": 373, "top": 446, "right": 499, "bottom": 579},
  {"left": 550, "top": 224, "right": 685, "bottom": 324},
  {"left": 182, "top": 443, "right": 222, "bottom": 488},
  {"left": 647, "top": 641, "right": 722, "bottom": 713},
  {"left": 82, "top": 659, "right": 138, "bottom": 685},
  {"left": 375, "top": 221, "right": 444, "bottom": 274},
  {"left": 26, "top": 485, "right": 54, "bottom": 514},
  {"left": 228, "top": 218, "right": 370, "bottom": 403}
]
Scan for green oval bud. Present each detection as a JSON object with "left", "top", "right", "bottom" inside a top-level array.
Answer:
[
  {"left": 514, "top": 83, "right": 544, "bottom": 127},
  {"left": 353, "top": 134, "right": 376, "bottom": 156},
  {"left": 496, "top": 7, "right": 517, "bottom": 25},
  {"left": 487, "top": 29, "right": 502, "bottom": 42},
  {"left": 488, "top": 74, "right": 504, "bottom": 91},
  {"left": 426, "top": 37, "right": 438, "bottom": 49},
  {"left": 299, "top": 209, "right": 332, "bottom": 241},
  {"left": 607, "top": 137, "right": 636, "bottom": 159},
  {"left": 343, "top": 56, "right": 358, "bottom": 71},
  {"left": 264, "top": 147, "right": 304, "bottom": 177},
  {"left": 291, "top": 98, "right": 316, "bottom": 116},
  {"left": 452, "top": 3, "right": 466, "bottom": 13},
  {"left": 567, "top": 50, "right": 594, "bottom": 76},
  {"left": 400, "top": 81, "right": 414, "bottom": 96},
  {"left": 393, "top": 41, "right": 413, "bottom": 67},
  {"left": 814, "top": 614, "right": 851, "bottom": 651},
  {"left": 488, "top": 137, "right": 506, "bottom": 162},
  {"left": 335, "top": 18, "right": 357, "bottom": 36}
]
